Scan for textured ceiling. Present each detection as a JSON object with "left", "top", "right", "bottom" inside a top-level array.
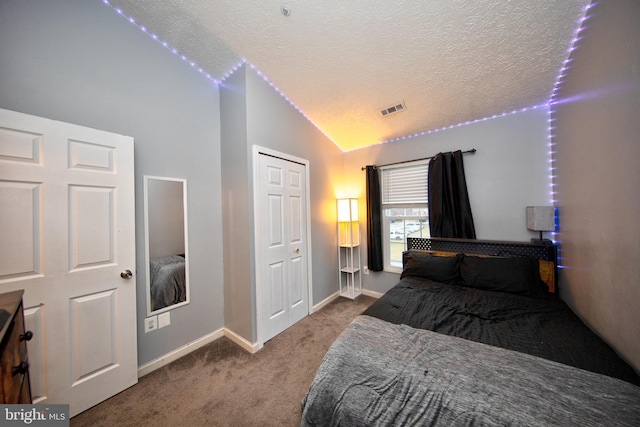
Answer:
[{"left": 108, "top": 0, "right": 590, "bottom": 151}]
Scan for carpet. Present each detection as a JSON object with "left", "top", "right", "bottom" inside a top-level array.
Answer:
[{"left": 71, "top": 295, "right": 375, "bottom": 427}]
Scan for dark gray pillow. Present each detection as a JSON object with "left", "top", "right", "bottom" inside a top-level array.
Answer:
[
  {"left": 459, "top": 255, "right": 549, "bottom": 298},
  {"left": 401, "top": 251, "right": 462, "bottom": 283}
]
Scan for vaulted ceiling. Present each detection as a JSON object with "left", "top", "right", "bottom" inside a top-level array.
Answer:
[{"left": 108, "top": 0, "right": 591, "bottom": 151}]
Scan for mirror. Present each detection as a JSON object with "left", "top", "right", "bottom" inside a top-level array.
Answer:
[{"left": 144, "top": 176, "right": 189, "bottom": 315}]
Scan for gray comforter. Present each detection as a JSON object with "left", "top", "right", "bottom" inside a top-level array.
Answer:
[
  {"left": 301, "top": 316, "right": 640, "bottom": 426},
  {"left": 150, "top": 255, "right": 186, "bottom": 311}
]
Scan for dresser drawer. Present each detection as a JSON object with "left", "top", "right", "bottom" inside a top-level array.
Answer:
[{"left": 0, "top": 291, "right": 32, "bottom": 404}]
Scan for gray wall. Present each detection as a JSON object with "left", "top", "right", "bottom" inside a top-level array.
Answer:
[
  {"left": 553, "top": 0, "right": 640, "bottom": 371},
  {"left": 220, "top": 68, "right": 254, "bottom": 340},
  {"left": 244, "top": 66, "right": 346, "bottom": 307},
  {"left": 0, "top": 0, "right": 224, "bottom": 366},
  {"left": 344, "top": 107, "right": 553, "bottom": 294},
  {"left": 221, "top": 65, "right": 345, "bottom": 343}
]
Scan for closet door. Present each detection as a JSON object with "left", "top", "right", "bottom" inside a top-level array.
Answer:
[{"left": 257, "top": 152, "right": 309, "bottom": 343}]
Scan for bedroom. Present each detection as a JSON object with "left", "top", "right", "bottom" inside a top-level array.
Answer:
[{"left": 0, "top": 0, "right": 638, "bottom": 422}]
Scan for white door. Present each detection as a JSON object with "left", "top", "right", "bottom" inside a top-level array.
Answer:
[
  {"left": 0, "top": 108, "right": 137, "bottom": 417},
  {"left": 258, "top": 152, "right": 309, "bottom": 343}
]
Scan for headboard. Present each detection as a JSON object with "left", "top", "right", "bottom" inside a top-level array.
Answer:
[{"left": 407, "top": 237, "right": 558, "bottom": 292}]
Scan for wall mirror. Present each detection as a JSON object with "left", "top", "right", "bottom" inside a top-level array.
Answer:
[{"left": 144, "top": 176, "right": 189, "bottom": 315}]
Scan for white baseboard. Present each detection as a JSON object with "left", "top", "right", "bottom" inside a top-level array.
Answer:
[
  {"left": 137, "top": 327, "right": 264, "bottom": 377},
  {"left": 312, "top": 291, "right": 339, "bottom": 312},
  {"left": 224, "top": 327, "right": 262, "bottom": 353},
  {"left": 138, "top": 290, "right": 378, "bottom": 377},
  {"left": 137, "top": 328, "right": 225, "bottom": 378},
  {"left": 362, "top": 289, "right": 383, "bottom": 299},
  {"left": 312, "top": 289, "right": 381, "bottom": 313}
]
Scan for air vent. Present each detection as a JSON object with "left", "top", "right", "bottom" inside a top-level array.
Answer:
[{"left": 379, "top": 101, "right": 406, "bottom": 117}]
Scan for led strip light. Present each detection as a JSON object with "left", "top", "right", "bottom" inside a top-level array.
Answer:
[
  {"left": 102, "top": 1, "right": 592, "bottom": 151},
  {"left": 548, "top": 1, "right": 593, "bottom": 249},
  {"left": 103, "top": 0, "right": 594, "bottom": 251}
]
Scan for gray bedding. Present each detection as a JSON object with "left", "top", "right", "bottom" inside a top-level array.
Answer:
[
  {"left": 301, "top": 316, "right": 640, "bottom": 426},
  {"left": 363, "top": 276, "right": 640, "bottom": 385},
  {"left": 150, "top": 255, "right": 186, "bottom": 311}
]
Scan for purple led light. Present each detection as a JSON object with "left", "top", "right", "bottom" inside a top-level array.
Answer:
[
  {"left": 546, "top": 2, "right": 593, "bottom": 248},
  {"left": 102, "top": 0, "right": 592, "bottom": 175},
  {"left": 240, "top": 63, "right": 339, "bottom": 147},
  {"left": 550, "top": 3, "right": 592, "bottom": 102},
  {"left": 102, "top": 2, "right": 220, "bottom": 85},
  {"left": 372, "top": 103, "right": 547, "bottom": 147}
]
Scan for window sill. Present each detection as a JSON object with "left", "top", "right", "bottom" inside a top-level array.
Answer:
[{"left": 383, "top": 267, "right": 402, "bottom": 275}]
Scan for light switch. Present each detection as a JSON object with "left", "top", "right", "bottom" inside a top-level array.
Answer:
[{"left": 158, "top": 311, "right": 171, "bottom": 328}]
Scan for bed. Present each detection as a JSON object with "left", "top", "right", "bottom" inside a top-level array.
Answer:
[
  {"left": 301, "top": 238, "right": 640, "bottom": 426},
  {"left": 149, "top": 254, "right": 186, "bottom": 311}
]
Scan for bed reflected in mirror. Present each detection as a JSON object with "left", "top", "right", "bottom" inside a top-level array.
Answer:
[{"left": 144, "top": 176, "right": 189, "bottom": 315}]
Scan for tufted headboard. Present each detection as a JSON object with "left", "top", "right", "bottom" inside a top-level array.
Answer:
[{"left": 406, "top": 237, "right": 558, "bottom": 292}]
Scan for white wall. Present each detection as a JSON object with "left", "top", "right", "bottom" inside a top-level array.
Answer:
[
  {"left": 344, "top": 107, "right": 552, "bottom": 294},
  {"left": 0, "top": 0, "right": 224, "bottom": 366},
  {"left": 553, "top": 0, "right": 640, "bottom": 371}
]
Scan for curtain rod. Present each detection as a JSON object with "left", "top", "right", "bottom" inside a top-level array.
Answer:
[{"left": 360, "top": 148, "right": 477, "bottom": 171}]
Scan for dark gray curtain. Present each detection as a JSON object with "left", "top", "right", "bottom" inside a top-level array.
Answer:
[
  {"left": 428, "top": 151, "right": 476, "bottom": 239},
  {"left": 365, "top": 166, "right": 383, "bottom": 271}
]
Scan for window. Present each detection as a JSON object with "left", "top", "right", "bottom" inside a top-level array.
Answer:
[{"left": 380, "top": 161, "right": 430, "bottom": 272}]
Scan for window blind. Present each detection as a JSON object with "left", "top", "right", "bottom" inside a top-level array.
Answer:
[{"left": 381, "top": 163, "right": 428, "bottom": 204}]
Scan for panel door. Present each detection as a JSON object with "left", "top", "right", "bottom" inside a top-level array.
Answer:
[
  {"left": 0, "top": 108, "right": 137, "bottom": 417},
  {"left": 258, "top": 153, "right": 308, "bottom": 343}
]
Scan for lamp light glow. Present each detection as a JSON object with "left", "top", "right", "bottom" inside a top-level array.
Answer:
[
  {"left": 337, "top": 198, "right": 359, "bottom": 246},
  {"left": 337, "top": 198, "right": 358, "bottom": 223}
]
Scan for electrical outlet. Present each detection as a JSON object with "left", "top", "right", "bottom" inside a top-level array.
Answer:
[
  {"left": 144, "top": 315, "right": 158, "bottom": 333},
  {"left": 363, "top": 266, "right": 369, "bottom": 275},
  {"left": 158, "top": 311, "right": 170, "bottom": 328}
]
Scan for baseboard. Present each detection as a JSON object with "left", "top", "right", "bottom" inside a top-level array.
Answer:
[
  {"left": 312, "top": 291, "right": 339, "bottom": 312},
  {"left": 362, "top": 289, "right": 383, "bottom": 299},
  {"left": 138, "top": 290, "right": 376, "bottom": 377},
  {"left": 313, "top": 289, "right": 380, "bottom": 312},
  {"left": 137, "top": 328, "right": 225, "bottom": 378},
  {"left": 224, "top": 327, "right": 262, "bottom": 353}
]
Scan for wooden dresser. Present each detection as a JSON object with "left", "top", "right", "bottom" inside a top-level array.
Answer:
[{"left": 0, "top": 290, "right": 32, "bottom": 403}]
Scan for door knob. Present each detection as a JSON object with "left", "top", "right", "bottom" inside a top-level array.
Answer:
[
  {"left": 295, "top": 248, "right": 300, "bottom": 253},
  {"left": 120, "top": 270, "right": 133, "bottom": 279}
]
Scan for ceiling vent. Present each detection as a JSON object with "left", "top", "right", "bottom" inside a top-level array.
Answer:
[{"left": 379, "top": 101, "right": 407, "bottom": 117}]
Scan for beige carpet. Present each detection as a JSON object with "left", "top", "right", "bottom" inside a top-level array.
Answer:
[{"left": 71, "top": 295, "right": 375, "bottom": 427}]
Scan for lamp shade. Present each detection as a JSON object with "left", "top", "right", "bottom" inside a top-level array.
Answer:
[
  {"left": 526, "top": 206, "right": 555, "bottom": 231},
  {"left": 337, "top": 198, "right": 358, "bottom": 222}
]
